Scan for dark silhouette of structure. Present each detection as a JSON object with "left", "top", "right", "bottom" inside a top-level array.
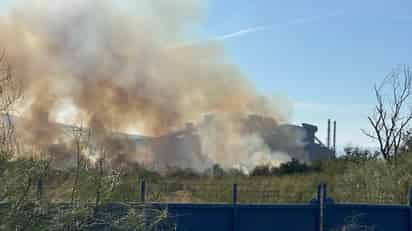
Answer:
[{"left": 136, "top": 115, "right": 335, "bottom": 169}]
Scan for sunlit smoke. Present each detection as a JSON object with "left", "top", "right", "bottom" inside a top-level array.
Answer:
[{"left": 0, "top": 0, "right": 295, "bottom": 171}]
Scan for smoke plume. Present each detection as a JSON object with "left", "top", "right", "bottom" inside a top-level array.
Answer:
[{"left": 0, "top": 0, "right": 293, "bottom": 171}]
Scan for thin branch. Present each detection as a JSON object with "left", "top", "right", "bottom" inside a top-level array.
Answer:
[{"left": 365, "top": 66, "right": 412, "bottom": 160}]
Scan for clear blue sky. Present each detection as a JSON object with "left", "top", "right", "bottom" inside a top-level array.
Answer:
[
  {"left": 1, "top": 0, "right": 411, "bottom": 150},
  {"left": 201, "top": 0, "right": 412, "bottom": 149}
]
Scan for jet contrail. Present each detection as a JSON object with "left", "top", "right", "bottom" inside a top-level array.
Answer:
[
  {"left": 215, "top": 10, "right": 345, "bottom": 41},
  {"left": 215, "top": 26, "right": 268, "bottom": 41},
  {"left": 164, "top": 10, "right": 344, "bottom": 49}
]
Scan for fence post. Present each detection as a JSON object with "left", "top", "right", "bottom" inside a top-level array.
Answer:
[
  {"left": 37, "top": 178, "right": 43, "bottom": 202},
  {"left": 322, "top": 184, "right": 328, "bottom": 203},
  {"left": 317, "top": 184, "right": 322, "bottom": 203},
  {"left": 320, "top": 184, "right": 328, "bottom": 231},
  {"left": 232, "top": 183, "right": 238, "bottom": 231},
  {"left": 140, "top": 178, "right": 146, "bottom": 203},
  {"left": 314, "top": 184, "right": 322, "bottom": 231},
  {"left": 232, "top": 183, "right": 238, "bottom": 205},
  {"left": 409, "top": 187, "right": 412, "bottom": 231},
  {"left": 140, "top": 178, "right": 148, "bottom": 230}
]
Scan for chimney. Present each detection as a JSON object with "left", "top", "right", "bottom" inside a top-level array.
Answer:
[
  {"left": 327, "top": 119, "right": 331, "bottom": 148},
  {"left": 333, "top": 121, "right": 337, "bottom": 153}
]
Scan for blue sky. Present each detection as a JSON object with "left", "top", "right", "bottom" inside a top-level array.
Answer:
[
  {"left": 1, "top": 0, "right": 411, "bottom": 150},
  {"left": 201, "top": 0, "right": 412, "bottom": 149}
]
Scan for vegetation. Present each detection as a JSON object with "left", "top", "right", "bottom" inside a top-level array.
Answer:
[
  {"left": 365, "top": 66, "right": 412, "bottom": 161},
  {"left": 2, "top": 147, "right": 412, "bottom": 230},
  {"left": 1, "top": 149, "right": 412, "bottom": 206},
  {"left": 249, "top": 158, "right": 320, "bottom": 177}
]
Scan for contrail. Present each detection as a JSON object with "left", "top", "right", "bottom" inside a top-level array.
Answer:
[
  {"left": 215, "top": 26, "right": 268, "bottom": 41},
  {"left": 214, "top": 10, "right": 345, "bottom": 41},
  {"left": 167, "top": 10, "right": 344, "bottom": 48}
]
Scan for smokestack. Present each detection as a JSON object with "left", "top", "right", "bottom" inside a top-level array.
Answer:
[
  {"left": 333, "top": 121, "right": 336, "bottom": 153},
  {"left": 327, "top": 119, "right": 331, "bottom": 148}
]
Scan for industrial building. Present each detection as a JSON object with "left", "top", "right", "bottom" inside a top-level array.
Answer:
[
  {"left": 134, "top": 115, "right": 336, "bottom": 170},
  {"left": 2, "top": 113, "right": 336, "bottom": 170}
]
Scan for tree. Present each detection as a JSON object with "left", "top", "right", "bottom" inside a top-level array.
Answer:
[
  {"left": 400, "top": 129, "right": 412, "bottom": 153},
  {"left": 0, "top": 52, "right": 21, "bottom": 154},
  {"left": 278, "top": 158, "right": 310, "bottom": 174},
  {"left": 249, "top": 165, "right": 271, "bottom": 177},
  {"left": 341, "top": 146, "right": 379, "bottom": 164},
  {"left": 65, "top": 124, "right": 91, "bottom": 205},
  {"left": 249, "top": 158, "right": 314, "bottom": 177},
  {"left": 364, "top": 66, "right": 412, "bottom": 161},
  {"left": 0, "top": 52, "right": 21, "bottom": 113}
]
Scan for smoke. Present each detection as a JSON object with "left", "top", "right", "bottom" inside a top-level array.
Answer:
[{"left": 0, "top": 0, "right": 295, "bottom": 171}]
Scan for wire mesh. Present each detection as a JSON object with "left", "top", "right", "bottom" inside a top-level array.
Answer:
[
  {"left": 2, "top": 177, "right": 318, "bottom": 204},
  {"left": 146, "top": 181, "right": 232, "bottom": 203}
]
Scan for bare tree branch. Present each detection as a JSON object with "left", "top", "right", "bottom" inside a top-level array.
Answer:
[{"left": 365, "top": 66, "right": 412, "bottom": 160}]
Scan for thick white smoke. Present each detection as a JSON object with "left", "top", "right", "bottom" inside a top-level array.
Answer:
[{"left": 0, "top": 0, "right": 296, "bottom": 171}]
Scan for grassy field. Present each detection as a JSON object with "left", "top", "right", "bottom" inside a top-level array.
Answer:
[{"left": 2, "top": 150, "right": 412, "bottom": 205}]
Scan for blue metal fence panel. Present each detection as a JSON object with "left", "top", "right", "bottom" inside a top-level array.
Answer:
[
  {"left": 324, "top": 204, "right": 410, "bottom": 231},
  {"left": 150, "top": 203, "right": 319, "bottom": 231},
  {"left": 134, "top": 184, "right": 412, "bottom": 231},
  {"left": 163, "top": 204, "right": 234, "bottom": 231},
  {"left": 237, "top": 204, "right": 319, "bottom": 231}
]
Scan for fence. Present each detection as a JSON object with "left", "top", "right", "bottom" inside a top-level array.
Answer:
[
  {"left": 5, "top": 178, "right": 412, "bottom": 230},
  {"left": 140, "top": 180, "right": 412, "bottom": 231},
  {"left": 144, "top": 180, "right": 314, "bottom": 204}
]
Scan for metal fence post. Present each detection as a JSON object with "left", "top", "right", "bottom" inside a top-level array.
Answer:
[
  {"left": 320, "top": 184, "right": 327, "bottom": 231},
  {"left": 140, "top": 178, "right": 146, "bottom": 203},
  {"left": 322, "top": 184, "right": 328, "bottom": 203},
  {"left": 315, "top": 184, "right": 322, "bottom": 231},
  {"left": 408, "top": 187, "right": 412, "bottom": 231},
  {"left": 140, "top": 178, "right": 148, "bottom": 230},
  {"left": 232, "top": 183, "right": 238, "bottom": 205},
  {"left": 37, "top": 178, "right": 43, "bottom": 202},
  {"left": 317, "top": 184, "right": 322, "bottom": 203},
  {"left": 232, "top": 183, "right": 238, "bottom": 231}
]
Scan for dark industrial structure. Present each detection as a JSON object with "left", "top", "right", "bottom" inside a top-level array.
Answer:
[
  {"left": 2, "top": 113, "right": 336, "bottom": 170},
  {"left": 135, "top": 115, "right": 336, "bottom": 170}
]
